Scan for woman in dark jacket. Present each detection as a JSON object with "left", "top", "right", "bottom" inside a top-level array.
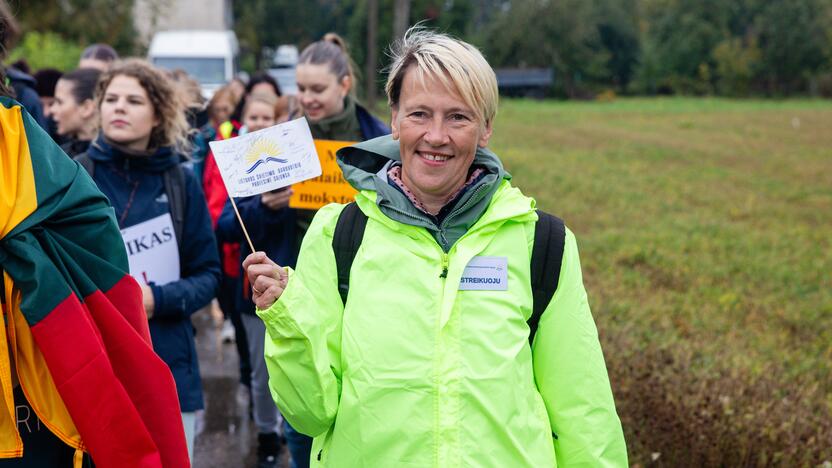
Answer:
[
  {"left": 290, "top": 32, "right": 390, "bottom": 240},
  {"left": 80, "top": 59, "right": 220, "bottom": 463},
  {"left": 50, "top": 68, "right": 101, "bottom": 156}
]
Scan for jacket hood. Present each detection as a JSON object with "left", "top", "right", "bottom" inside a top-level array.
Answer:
[
  {"left": 336, "top": 134, "right": 515, "bottom": 251},
  {"left": 337, "top": 134, "right": 508, "bottom": 194},
  {"left": 87, "top": 135, "right": 180, "bottom": 173},
  {"left": 5, "top": 67, "right": 36, "bottom": 86}
]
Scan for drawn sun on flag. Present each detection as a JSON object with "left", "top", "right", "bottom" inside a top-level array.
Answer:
[{"left": 245, "top": 138, "right": 289, "bottom": 174}]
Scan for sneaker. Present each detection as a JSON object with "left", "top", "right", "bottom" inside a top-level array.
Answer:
[
  {"left": 220, "top": 319, "right": 235, "bottom": 343},
  {"left": 257, "top": 432, "right": 280, "bottom": 468}
]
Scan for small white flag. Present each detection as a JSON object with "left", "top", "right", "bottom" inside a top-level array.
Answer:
[{"left": 208, "top": 117, "right": 322, "bottom": 197}]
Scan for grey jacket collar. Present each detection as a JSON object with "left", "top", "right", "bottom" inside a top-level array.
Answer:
[{"left": 336, "top": 134, "right": 510, "bottom": 251}]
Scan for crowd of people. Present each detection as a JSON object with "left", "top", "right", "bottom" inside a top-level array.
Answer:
[
  {"left": 2, "top": 4, "right": 627, "bottom": 465},
  {"left": 1, "top": 21, "right": 391, "bottom": 466}
]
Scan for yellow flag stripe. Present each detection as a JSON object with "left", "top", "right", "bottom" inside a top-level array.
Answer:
[
  {"left": 0, "top": 258, "right": 83, "bottom": 457},
  {"left": 0, "top": 272, "right": 22, "bottom": 457},
  {"left": 0, "top": 104, "right": 38, "bottom": 239}
]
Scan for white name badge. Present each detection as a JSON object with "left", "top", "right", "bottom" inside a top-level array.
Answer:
[
  {"left": 459, "top": 256, "right": 508, "bottom": 291},
  {"left": 120, "top": 213, "right": 181, "bottom": 286}
]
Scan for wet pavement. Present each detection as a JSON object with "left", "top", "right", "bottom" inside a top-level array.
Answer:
[{"left": 191, "top": 304, "right": 291, "bottom": 468}]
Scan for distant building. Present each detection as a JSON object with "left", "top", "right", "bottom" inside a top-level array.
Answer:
[
  {"left": 133, "top": 0, "right": 233, "bottom": 47},
  {"left": 494, "top": 68, "right": 554, "bottom": 98}
]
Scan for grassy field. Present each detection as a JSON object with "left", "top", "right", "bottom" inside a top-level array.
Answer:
[{"left": 489, "top": 98, "right": 832, "bottom": 466}]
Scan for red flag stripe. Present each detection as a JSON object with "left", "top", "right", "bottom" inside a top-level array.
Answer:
[{"left": 29, "top": 291, "right": 167, "bottom": 467}]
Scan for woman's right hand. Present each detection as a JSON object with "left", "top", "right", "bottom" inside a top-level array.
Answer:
[{"left": 243, "top": 251, "right": 288, "bottom": 310}]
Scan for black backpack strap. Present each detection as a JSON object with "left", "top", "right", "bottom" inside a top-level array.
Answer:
[
  {"left": 163, "top": 164, "right": 187, "bottom": 247},
  {"left": 528, "top": 210, "right": 566, "bottom": 345},
  {"left": 332, "top": 202, "right": 368, "bottom": 306},
  {"left": 74, "top": 153, "right": 94, "bottom": 177}
]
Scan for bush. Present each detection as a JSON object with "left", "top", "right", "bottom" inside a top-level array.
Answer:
[
  {"left": 814, "top": 73, "right": 832, "bottom": 98},
  {"left": 596, "top": 89, "right": 617, "bottom": 102},
  {"left": 605, "top": 331, "right": 832, "bottom": 466},
  {"left": 7, "top": 32, "right": 83, "bottom": 72},
  {"left": 713, "top": 38, "right": 761, "bottom": 97}
]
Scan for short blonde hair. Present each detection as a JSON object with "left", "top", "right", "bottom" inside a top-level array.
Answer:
[{"left": 385, "top": 27, "right": 498, "bottom": 126}]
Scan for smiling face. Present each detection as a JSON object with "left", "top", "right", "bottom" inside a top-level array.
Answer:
[
  {"left": 391, "top": 66, "right": 492, "bottom": 210},
  {"left": 99, "top": 75, "right": 158, "bottom": 151},
  {"left": 52, "top": 79, "right": 95, "bottom": 137},
  {"left": 243, "top": 100, "right": 276, "bottom": 132},
  {"left": 296, "top": 63, "right": 350, "bottom": 122}
]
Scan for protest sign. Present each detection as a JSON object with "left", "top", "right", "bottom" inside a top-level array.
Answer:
[
  {"left": 289, "top": 139, "right": 358, "bottom": 209},
  {"left": 208, "top": 117, "right": 322, "bottom": 197},
  {"left": 120, "top": 213, "right": 180, "bottom": 286}
]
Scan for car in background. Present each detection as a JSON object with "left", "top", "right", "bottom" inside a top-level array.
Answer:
[
  {"left": 267, "top": 44, "right": 298, "bottom": 95},
  {"left": 149, "top": 30, "right": 239, "bottom": 99}
]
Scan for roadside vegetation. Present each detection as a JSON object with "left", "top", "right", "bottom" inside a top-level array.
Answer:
[{"left": 491, "top": 97, "right": 832, "bottom": 466}]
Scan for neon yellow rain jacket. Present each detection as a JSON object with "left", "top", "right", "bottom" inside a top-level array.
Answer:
[{"left": 258, "top": 137, "right": 627, "bottom": 467}]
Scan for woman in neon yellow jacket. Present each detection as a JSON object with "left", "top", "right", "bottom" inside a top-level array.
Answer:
[{"left": 244, "top": 28, "right": 628, "bottom": 467}]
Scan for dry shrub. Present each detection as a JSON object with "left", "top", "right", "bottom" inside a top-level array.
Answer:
[{"left": 605, "top": 332, "right": 832, "bottom": 467}]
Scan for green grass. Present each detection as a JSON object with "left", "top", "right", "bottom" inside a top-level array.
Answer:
[{"left": 490, "top": 97, "right": 832, "bottom": 465}]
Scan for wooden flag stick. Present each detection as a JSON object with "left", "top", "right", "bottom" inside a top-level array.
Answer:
[{"left": 228, "top": 196, "right": 256, "bottom": 254}]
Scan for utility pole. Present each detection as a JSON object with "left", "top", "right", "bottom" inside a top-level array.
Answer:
[
  {"left": 366, "top": 0, "right": 378, "bottom": 108},
  {"left": 393, "top": 0, "right": 411, "bottom": 41}
]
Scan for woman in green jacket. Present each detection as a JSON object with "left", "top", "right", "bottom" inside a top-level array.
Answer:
[
  {"left": 295, "top": 33, "right": 389, "bottom": 142},
  {"left": 245, "top": 28, "right": 627, "bottom": 467}
]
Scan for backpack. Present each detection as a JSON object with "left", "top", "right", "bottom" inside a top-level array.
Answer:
[
  {"left": 75, "top": 153, "right": 187, "bottom": 249},
  {"left": 332, "top": 202, "right": 566, "bottom": 345}
]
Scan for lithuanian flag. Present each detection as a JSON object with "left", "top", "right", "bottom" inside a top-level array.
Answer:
[{"left": 0, "top": 97, "right": 189, "bottom": 466}]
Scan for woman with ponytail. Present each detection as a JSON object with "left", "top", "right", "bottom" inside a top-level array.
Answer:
[
  {"left": 288, "top": 33, "right": 388, "bottom": 467},
  {"left": 295, "top": 33, "right": 388, "bottom": 141},
  {"left": 50, "top": 68, "right": 101, "bottom": 156}
]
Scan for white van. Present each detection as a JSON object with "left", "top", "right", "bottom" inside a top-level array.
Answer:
[{"left": 148, "top": 30, "right": 239, "bottom": 99}]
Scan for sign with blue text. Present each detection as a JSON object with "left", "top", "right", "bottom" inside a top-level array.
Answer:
[
  {"left": 209, "top": 117, "right": 322, "bottom": 197},
  {"left": 459, "top": 256, "right": 508, "bottom": 291}
]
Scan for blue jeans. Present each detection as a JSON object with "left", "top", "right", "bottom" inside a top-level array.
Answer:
[{"left": 284, "top": 419, "right": 313, "bottom": 468}]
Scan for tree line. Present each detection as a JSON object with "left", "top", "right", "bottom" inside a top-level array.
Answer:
[
  {"left": 235, "top": 0, "right": 832, "bottom": 98},
  {"left": 9, "top": 0, "right": 832, "bottom": 98}
]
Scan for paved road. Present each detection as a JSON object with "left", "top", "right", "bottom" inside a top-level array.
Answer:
[{"left": 191, "top": 306, "right": 290, "bottom": 468}]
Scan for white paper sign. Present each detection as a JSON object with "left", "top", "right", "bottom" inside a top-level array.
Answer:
[
  {"left": 208, "top": 117, "right": 322, "bottom": 197},
  {"left": 459, "top": 256, "right": 508, "bottom": 291},
  {"left": 120, "top": 213, "right": 180, "bottom": 286}
]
